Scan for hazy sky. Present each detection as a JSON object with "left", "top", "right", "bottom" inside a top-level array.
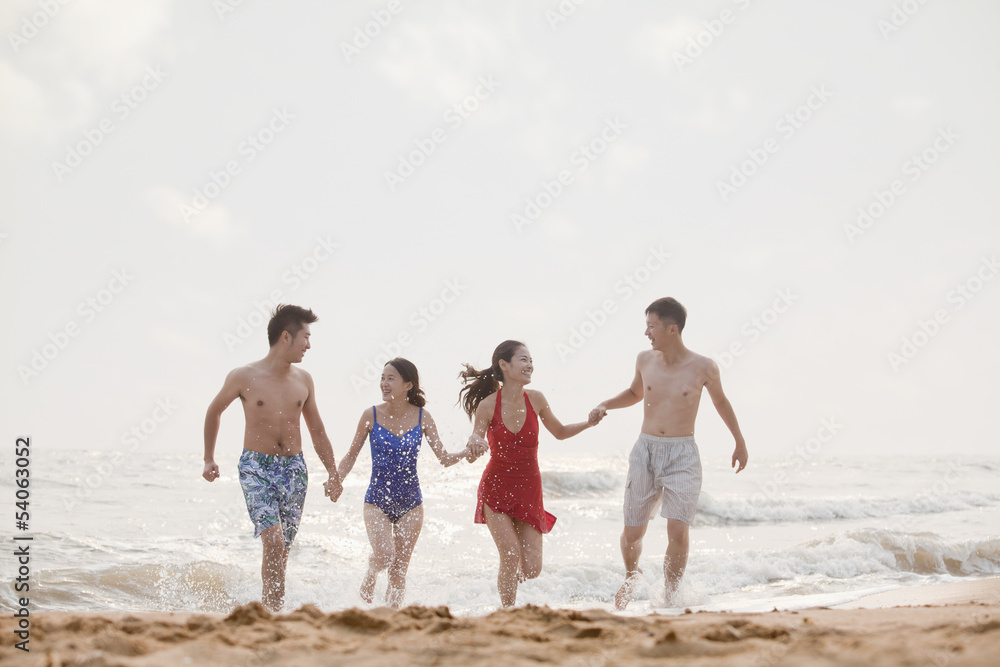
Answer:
[{"left": 2, "top": 0, "right": 998, "bottom": 466}]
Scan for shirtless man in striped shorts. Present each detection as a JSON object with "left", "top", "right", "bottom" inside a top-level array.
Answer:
[{"left": 591, "top": 297, "right": 748, "bottom": 610}]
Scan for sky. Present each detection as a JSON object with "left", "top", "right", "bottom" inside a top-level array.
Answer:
[{"left": 2, "top": 0, "right": 998, "bottom": 467}]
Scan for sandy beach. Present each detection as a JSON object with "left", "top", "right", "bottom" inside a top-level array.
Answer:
[{"left": 4, "top": 578, "right": 998, "bottom": 666}]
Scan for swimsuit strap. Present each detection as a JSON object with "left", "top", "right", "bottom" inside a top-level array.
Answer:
[
  {"left": 490, "top": 390, "right": 501, "bottom": 429},
  {"left": 372, "top": 406, "right": 377, "bottom": 426},
  {"left": 494, "top": 389, "right": 534, "bottom": 433},
  {"left": 495, "top": 390, "right": 532, "bottom": 418},
  {"left": 418, "top": 407, "right": 423, "bottom": 429}
]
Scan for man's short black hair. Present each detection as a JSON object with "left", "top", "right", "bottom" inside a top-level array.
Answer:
[
  {"left": 645, "top": 297, "right": 687, "bottom": 332},
  {"left": 267, "top": 304, "right": 318, "bottom": 346}
]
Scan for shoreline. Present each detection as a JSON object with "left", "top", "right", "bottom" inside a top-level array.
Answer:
[
  {"left": 4, "top": 578, "right": 998, "bottom": 666},
  {"left": 832, "top": 577, "right": 1000, "bottom": 609}
]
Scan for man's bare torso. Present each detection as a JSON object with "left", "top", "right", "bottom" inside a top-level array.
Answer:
[
  {"left": 638, "top": 349, "right": 711, "bottom": 437},
  {"left": 236, "top": 361, "right": 310, "bottom": 456}
]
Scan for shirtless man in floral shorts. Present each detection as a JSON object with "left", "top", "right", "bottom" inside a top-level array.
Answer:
[{"left": 202, "top": 304, "right": 343, "bottom": 611}]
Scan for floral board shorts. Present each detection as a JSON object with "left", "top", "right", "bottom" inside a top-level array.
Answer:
[{"left": 237, "top": 449, "right": 308, "bottom": 548}]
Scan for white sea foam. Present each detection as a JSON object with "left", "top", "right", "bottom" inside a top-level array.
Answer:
[
  {"left": 696, "top": 491, "right": 1000, "bottom": 525},
  {"left": 540, "top": 469, "right": 619, "bottom": 497},
  {"left": 1, "top": 452, "right": 997, "bottom": 614}
]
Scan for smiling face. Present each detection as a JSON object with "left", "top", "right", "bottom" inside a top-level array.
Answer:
[
  {"left": 645, "top": 313, "right": 676, "bottom": 351},
  {"left": 380, "top": 363, "right": 413, "bottom": 402},
  {"left": 286, "top": 323, "right": 311, "bottom": 362},
  {"left": 499, "top": 346, "right": 533, "bottom": 385}
]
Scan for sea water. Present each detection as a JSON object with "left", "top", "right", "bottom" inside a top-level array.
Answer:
[{"left": 1, "top": 448, "right": 998, "bottom": 616}]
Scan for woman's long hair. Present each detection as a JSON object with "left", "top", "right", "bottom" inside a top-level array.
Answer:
[
  {"left": 457, "top": 340, "right": 525, "bottom": 420},
  {"left": 385, "top": 358, "right": 426, "bottom": 407}
]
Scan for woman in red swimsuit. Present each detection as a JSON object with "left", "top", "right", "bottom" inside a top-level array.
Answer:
[{"left": 459, "top": 340, "right": 603, "bottom": 607}]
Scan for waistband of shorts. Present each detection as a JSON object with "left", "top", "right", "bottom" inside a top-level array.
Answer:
[
  {"left": 240, "top": 449, "right": 305, "bottom": 462},
  {"left": 636, "top": 433, "right": 696, "bottom": 446}
]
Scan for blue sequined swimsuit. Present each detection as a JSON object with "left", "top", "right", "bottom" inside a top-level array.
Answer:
[{"left": 364, "top": 406, "right": 423, "bottom": 523}]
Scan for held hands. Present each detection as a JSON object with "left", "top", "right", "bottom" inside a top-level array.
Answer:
[
  {"left": 324, "top": 474, "right": 344, "bottom": 502},
  {"left": 202, "top": 460, "right": 220, "bottom": 482},
  {"left": 466, "top": 435, "right": 488, "bottom": 462},
  {"left": 588, "top": 405, "right": 607, "bottom": 425}
]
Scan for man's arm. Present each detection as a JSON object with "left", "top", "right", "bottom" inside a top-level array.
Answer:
[
  {"left": 704, "top": 360, "right": 748, "bottom": 473},
  {"left": 590, "top": 357, "right": 644, "bottom": 421},
  {"left": 301, "top": 373, "right": 343, "bottom": 501},
  {"left": 203, "top": 369, "right": 243, "bottom": 481}
]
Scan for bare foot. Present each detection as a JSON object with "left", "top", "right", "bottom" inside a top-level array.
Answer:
[
  {"left": 360, "top": 570, "right": 377, "bottom": 604},
  {"left": 664, "top": 581, "right": 680, "bottom": 607},
  {"left": 386, "top": 585, "right": 404, "bottom": 609},
  {"left": 614, "top": 569, "right": 643, "bottom": 611}
]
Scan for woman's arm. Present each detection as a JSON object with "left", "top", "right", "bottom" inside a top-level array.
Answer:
[
  {"left": 466, "top": 394, "right": 495, "bottom": 461},
  {"left": 532, "top": 390, "right": 601, "bottom": 441},
  {"left": 336, "top": 408, "right": 373, "bottom": 481},
  {"left": 421, "top": 411, "right": 469, "bottom": 467}
]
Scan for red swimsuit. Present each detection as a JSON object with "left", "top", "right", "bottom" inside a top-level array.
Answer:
[{"left": 474, "top": 391, "right": 556, "bottom": 534}]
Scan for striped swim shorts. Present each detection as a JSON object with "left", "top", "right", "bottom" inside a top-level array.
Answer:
[{"left": 623, "top": 434, "right": 702, "bottom": 526}]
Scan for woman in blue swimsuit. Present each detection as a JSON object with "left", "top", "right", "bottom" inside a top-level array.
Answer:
[{"left": 338, "top": 358, "right": 471, "bottom": 607}]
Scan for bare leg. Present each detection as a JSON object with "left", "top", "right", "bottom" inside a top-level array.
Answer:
[
  {"left": 361, "top": 504, "right": 395, "bottom": 603},
  {"left": 482, "top": 504, "right": 523, "bottom": 607},
  {"left": 512, "top": 517, "right": 543, "bottom": 580},
  {"left": 260, "top": 524, "right": 290, "bottom": 612},
  {"left": 386, "top": 505, "right": 424, "bottom": 608},
  {"left": 663, "top": 519, "right": 690, "bottom": 604},
  {"left": 615, "top": 524, "right": 648, "bottom": 611}
]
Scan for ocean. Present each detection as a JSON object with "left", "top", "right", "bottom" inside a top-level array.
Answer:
[{"left": 2, "top": 447, "right": 998, "bottom": 616}]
